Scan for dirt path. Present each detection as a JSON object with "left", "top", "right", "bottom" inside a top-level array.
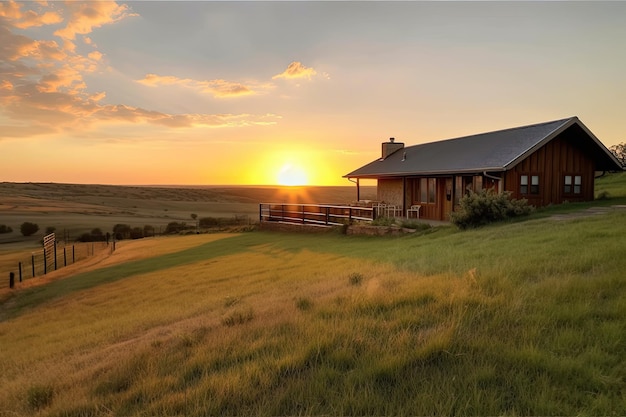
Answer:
[{"left": 549, "top": 205, "right": 626, "bottom": 220}]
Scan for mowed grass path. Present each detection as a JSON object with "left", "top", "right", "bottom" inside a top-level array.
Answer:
[{"left": 1, "top": 210, "right": 626, "bottom": 416}]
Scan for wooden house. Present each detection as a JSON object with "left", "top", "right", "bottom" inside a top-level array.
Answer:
[{"left": 344, "top": 117, "right": 623, "bottom": 221}]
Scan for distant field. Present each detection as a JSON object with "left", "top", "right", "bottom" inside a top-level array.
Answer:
[{"left": 0, "top": 183, "right": 376, "bottom": 251}]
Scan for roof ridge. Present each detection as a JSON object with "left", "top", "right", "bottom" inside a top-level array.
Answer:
[{"left": 405, "top": 116, "right": 577, "bottom": 148}]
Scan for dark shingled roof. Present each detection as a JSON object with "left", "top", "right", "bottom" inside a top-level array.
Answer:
[{"left": 345, "top": 117, "right": 622, "bottom": 178}]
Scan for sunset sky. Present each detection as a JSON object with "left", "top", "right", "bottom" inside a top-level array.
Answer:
[{"left": 1, "top": 1, "right": 625, "bottom": 186}]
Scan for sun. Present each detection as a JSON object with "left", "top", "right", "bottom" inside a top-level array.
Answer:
[{"left": 277, "top": 163, "right": 308, "bottom": 186}]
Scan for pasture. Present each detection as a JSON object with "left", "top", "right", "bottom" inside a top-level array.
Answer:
[{"left": 0, "top": 175, "right": 625, "bottom": 415}]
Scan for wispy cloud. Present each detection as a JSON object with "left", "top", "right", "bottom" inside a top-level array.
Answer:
[
  {"left": 137, "top": 74, "right": 255, "bottom": 98},
  {"left": 273, "top": 61, "right": 318, "bottom": 80}
]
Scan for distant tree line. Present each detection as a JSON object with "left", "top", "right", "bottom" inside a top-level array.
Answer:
[{"left": 3, "top": 214, "right": 251, "bottom": 241}]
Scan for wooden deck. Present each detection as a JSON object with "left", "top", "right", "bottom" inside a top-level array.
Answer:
[{"left": 259, "top": 203, "right": 376, "bottom": 227}]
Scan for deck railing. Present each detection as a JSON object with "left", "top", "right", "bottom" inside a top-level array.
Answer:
[{"left": 259, "top": 203, "right": 376, "bottom": 227}]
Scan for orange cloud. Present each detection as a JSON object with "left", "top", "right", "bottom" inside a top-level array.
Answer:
[
  {"left": 272, "top": 61, "right": 318, "bottom": 80},
  {"left": 0, "top": 1, "right": 63, "bottom": 28},
  {"left": 137, "top": 74, "right": 255, "bottom": 98},
  {"left": 88, "top": 50, "right": 103, "bottom": 61},
  {"left": 53, "top": 1, "right": 137, "bottom": 41}
]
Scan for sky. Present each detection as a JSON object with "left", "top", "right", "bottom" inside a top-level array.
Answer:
[{"left": 1, "top": 1, "right": 625, "bottom": 186}]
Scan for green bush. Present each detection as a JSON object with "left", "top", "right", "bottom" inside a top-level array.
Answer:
[
  {"left": 0, "top": 224, "right": 12, "bottom": 234},
  {"left": 371, "top": 216, "right": 396, "bottom": 226},
  {"left": 450, "top": 190, "right": 533, "bottom": 229},
  {"left": 20, "top": 222, "right": 39, "bottom": 236}
]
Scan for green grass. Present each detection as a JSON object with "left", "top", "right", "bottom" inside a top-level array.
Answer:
[{"left": 1, "top": 174, "right": 625, "bottom": 416}]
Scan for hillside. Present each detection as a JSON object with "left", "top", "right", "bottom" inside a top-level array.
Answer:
[{"left": 0, "top": 173, "right": 625, "bottom": 415}]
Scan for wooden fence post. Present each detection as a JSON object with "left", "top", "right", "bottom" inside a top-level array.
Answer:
[
  {"left": 64, "top": 247, "right": 67, "bottom": 267},
  {"left": 31, "top": 254, "right": 35, "bottom": 277},
  {"left": 54, "top": 244, "right": 57, "bottom": 270},
  {"left": 18, "top": 262, "right": 22, "bottom": 282},
  {"left": 9, "top": 272, "right": 14, "bottom": 289},
  {"left": 72, "top": 245, "right": 75, "bottom": 263},
  {"left": 43, "top": 249, "right": 47, "bottom": 275}
]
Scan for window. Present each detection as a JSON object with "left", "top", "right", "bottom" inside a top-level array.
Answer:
[
  {"left": 564, "top": 175, "right": 582, "bottom": 195},
  {"left": 520, "top": 175, "right": 528, "bottom": 194},
  {"left": 418, "top": 177, "right": 437, "bottom": 204},
  {"left": 420, "top": 178, "right": 428, "bottom": 203},
  {"left": 520, "top": 174, "right": 539, "bottom": 195},
  {"left": 530, "top": 175, "right": 539, "bottom": 194},
  {"left": 428, "top": 178, "right": 436, "bottom": 204}
]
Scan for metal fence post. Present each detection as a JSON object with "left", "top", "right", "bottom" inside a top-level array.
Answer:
[
  {"left": 31, "top": 254, "right": 35, "bottom": 277},
  {"left": 9, "top": 272, "right": 14, "bottom": 289},
  {"left": 18, "top": 262, "right": 22, "bottom": 282},
  {"left": 54, "top": 244, "right": 57, "bottom": 270},
  {"left": 64, "top": 247, "right": 67, "bottom": 267},
  {"left": 43, "top": 248, "right": 47, "bottom": 275}
]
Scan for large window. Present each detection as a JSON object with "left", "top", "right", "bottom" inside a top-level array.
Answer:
[
  {"left": 520, "top": 174, "right": 539, "bottom": 195},
  {"left": 418, "top": 178, "right": 437, "bottom": 204},
  {"left": 428, "top": 178, "right": 436, "bottom": 203},
  {"left": 420, "top": 178, "right": 428, "bottom": 203},
  {"left": 564, "top": 175, "right": 582, "bottom": 195}
]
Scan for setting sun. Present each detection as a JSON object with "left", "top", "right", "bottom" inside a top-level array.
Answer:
[{"left": 277, "top": 163, "right": 309, "bottom": 186}]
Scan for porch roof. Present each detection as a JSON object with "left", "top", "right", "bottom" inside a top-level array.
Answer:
[{"left": 345, "top": 117, "right": 622, "bottom": 179}]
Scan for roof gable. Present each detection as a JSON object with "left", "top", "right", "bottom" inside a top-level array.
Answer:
[{"left": 345, "top": 117, "right": 622, "bottom": 178}]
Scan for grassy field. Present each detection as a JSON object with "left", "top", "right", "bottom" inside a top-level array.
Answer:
[{"left": 0, "top": 174, "right": 625, "bottom": 415}]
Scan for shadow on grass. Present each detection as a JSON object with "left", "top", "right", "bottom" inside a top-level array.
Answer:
[{"left": 0, "top": 234, "right": 259, "bottom": 321}]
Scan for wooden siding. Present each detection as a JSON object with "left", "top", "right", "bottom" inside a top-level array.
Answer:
[{"left": 504, "top": 131, "right": 596, "bottom": 206}]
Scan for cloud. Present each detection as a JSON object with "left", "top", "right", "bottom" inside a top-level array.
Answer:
[
  {"left": 0, "top": 2, "right": 280, "bottom": 141},
  {"left": 53, "top": 1, "right": 137, "bottom": 41},
  {"left": 137, "top": 74, "right": 255, "bottom": 98},
  {"left": 94, "top": 105, "right": 278, "bottom": 128},
  {"left": 272, "top": 61, "right": 318, "bottom": 80},
  {"left": 0, "top": 1, "right": 63, "bottom": 28}
]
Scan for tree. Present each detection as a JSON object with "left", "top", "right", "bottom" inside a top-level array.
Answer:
[
  {"left": 20, "top": 222, "right": 39, "bottom": 237},
  {"left": 143, "top": 225, "right": 155, "bottom": 237},
  {"left": 130, "top": 227, "right": 144, "bottom": 239},
  {"left": 0, "top": 224, "right": 12, "bottom": 234},
  {"left": 609, "top": 142, "right": 626, "bottom": 168},
  {"left": 165, "top": 221, "right": 185, "bottom": 234},
  {"left": 112, "top": 224, "right": 131, "bottom": 240}
]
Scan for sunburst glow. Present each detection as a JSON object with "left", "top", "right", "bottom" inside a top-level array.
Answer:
[{"left": 277, "top": 163, "right": 308, "bottom": 186}]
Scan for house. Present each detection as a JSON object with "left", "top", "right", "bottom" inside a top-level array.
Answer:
[{"left": 344, "top": 117, "right": 623, "bottom": 222}]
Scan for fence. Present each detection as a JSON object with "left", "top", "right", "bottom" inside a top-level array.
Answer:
[
  {"left": 259, "top": 203, "right": 376, "bottom": 227},
  {"left": 4, "top": 241, "right": 111, "bottom": 289}
]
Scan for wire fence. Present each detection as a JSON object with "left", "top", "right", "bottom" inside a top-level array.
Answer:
[{"left": 4, "top": 241, "right": 112, "bottom": 289}]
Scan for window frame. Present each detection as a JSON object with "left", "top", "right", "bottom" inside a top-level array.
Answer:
[
  {"left": 563, "top": 174, "right": 582, "bottom": 195},
  {"left": 520, "top": 173, "right": 540, "bottom": 196}
]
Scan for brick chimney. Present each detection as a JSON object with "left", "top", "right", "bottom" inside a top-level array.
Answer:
[{"left": 381, "top": 137, "right": 404, "bottom": 160}]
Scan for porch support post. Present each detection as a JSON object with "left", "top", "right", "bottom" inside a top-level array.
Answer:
[
  {"left": 402, "top": 177, "right": 407, "bottom": 217},
  {"left": 356, "top": 178, "right": 360, "bottom": 201}
]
